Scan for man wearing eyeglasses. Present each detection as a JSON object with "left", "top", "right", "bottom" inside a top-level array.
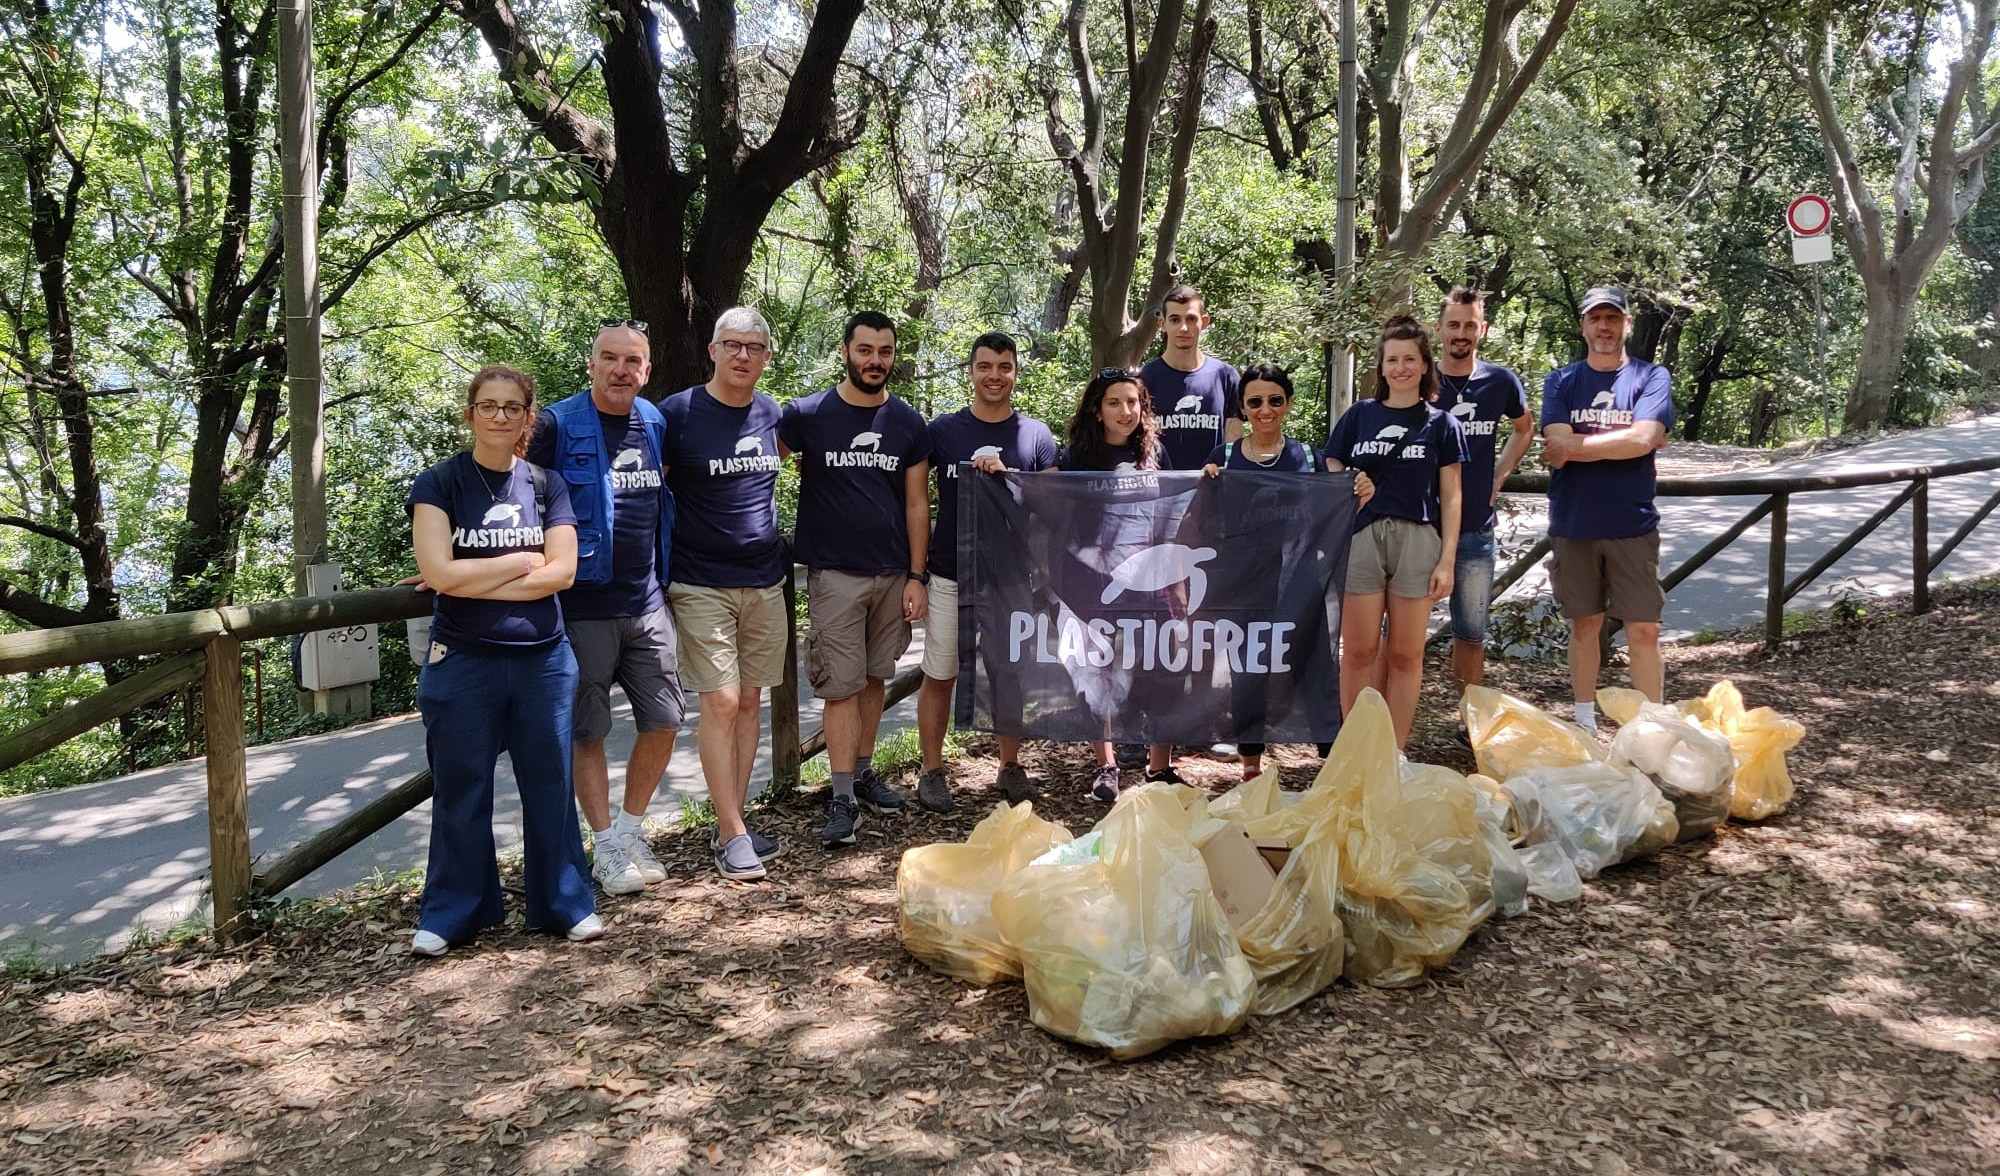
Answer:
[
  {"left": 776, "top": 311, "right": 931, "bottom": 849},
  {"left": 658, "top": 308, "right": 787, "bottom": 881},
  {"left": 1434, "top": 287, "right": 1533, "bottom": 747},
  {"left": 528, "top": 320, "right": 683, "bottom": 897},
  {"left": 913, "top": 332, "right": 1060, "bottom": 814}
]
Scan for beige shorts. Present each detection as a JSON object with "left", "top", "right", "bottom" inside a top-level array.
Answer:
[
  {"left": 667, "top": 582, "right": 788, "bottom": 694},
  {"left": 804, "top": 569, "right": 912, "bottom": 701},
  {"left": 1345, "top": 516, "right": 1443, "bottom": 598},
  {"left": 921, "top": 575, "right": 961, "bottom": 681},
  {"left": 1550, "top": 532, "right": 1664, "bottom": 622}
]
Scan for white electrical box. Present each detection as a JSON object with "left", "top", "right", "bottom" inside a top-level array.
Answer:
[{"left": 297, "top": 563, "right": 382, "bottom": 690}]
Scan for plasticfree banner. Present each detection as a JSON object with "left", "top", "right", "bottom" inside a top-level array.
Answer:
[{"left": 956, "top": 468, "right": 1355, "bottom": 745}]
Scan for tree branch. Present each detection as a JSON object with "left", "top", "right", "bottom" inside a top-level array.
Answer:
[
  {"left": 0, "top": 576, "right": 86, "bottom": 629},
  {"left": 0, "top": 515, "right": 85, "bottom": 550}
]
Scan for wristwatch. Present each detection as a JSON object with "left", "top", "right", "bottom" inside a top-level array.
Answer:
[{"left": 907, "top": 570, "right": 931, "bottom": 586}]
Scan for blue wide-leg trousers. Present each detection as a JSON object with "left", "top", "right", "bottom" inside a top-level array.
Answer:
[{"left": 415, "top": 639, "right": 594, "bottom": 943}]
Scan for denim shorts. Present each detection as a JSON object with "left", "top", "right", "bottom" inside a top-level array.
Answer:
[{"left": 1448, "top": 527, "right": 1497, "bottom": 642}]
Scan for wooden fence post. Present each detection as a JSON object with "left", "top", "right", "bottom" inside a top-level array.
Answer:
[
  {"left": 202, "top": 635, "right": 253, "bottom": 943},
  {"left": 1911, "top": 476, "right": 1930, "bottom": 615},
  {"left": 769, "top": 564, "right": 802, "bottom": 800},
  {"left": 1764, "top": 493, "right": 1789, "bottom": 648}
]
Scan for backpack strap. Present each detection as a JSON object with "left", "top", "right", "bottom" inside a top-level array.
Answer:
[{"left": 528, "top": 461, "right": 550, "bottom": 522}]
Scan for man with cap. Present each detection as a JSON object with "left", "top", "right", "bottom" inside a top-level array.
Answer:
[{"left": 1540, "top": 287, "right": 1673, "bottom": 733}]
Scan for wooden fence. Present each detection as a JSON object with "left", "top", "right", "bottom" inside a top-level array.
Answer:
[{"left": 0, "top": 452, "right": 1995, "bottom": 944}]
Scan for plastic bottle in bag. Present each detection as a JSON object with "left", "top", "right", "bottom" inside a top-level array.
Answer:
[{"left": 1605, "top": 704, "right": 1736, "bottom": 840}]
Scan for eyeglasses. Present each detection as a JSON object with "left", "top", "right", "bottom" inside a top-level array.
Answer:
[
  {"left": 472, "top": 401, "right": 528, "bottom": 420},
  {"left": 600, "top": 318, "right": 649, "bottom": 333},
  {"left": 715, "top": 339, "right": 770, "bottom": 358},
  {"left": 1243, "top": 395, "right": 1289, "bottom": 409}
]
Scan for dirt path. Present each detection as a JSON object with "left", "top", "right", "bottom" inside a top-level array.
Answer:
[{"left": 2, "top": 585, "right": 1996, "bottom": 1175}]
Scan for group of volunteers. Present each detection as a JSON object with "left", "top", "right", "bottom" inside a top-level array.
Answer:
[{"left": 401, "top": 282, "right": 1674, "bottom": 957}]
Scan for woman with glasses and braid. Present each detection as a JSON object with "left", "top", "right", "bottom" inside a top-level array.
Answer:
[
  {"left": 1056, "top": 367, "right": 1179, "bottom": 803},
  {"left": 404, "top": 364, "right": 600, "bottom": 957}
]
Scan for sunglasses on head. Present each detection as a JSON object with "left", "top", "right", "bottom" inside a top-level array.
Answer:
[
  {"left": 600, "top": 318, "right": 649, "bottom": 333},
  {"left": 1096, "top": 366, "right": 1139, "bottom": 382},
  {"left": 1244, "top": 394, "right": 1288, "bottom": 409}
]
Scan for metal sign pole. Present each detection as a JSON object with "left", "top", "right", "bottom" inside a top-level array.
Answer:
[{"left": 1813, "top": 264, "right": 1830, "bottom": 438}]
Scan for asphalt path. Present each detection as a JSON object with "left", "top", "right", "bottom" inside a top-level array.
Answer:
[{"left": 3, "top": 414, "right": 1995, "bottom": 962}]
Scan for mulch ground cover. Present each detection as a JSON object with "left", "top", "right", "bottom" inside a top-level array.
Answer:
[{"left": 2, "top": 584, "right": 1996, "bottom": 1175}]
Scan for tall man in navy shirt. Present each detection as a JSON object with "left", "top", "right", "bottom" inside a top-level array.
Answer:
[
  {"left": 661, "top": 308, "right": 787, "bottom": 881},
  {"left": 777, "top": 312, "right": 931, "bottom": 848},
  {"left": 1541, "top": 287, "right": 1674, "bottom": 733},
  {"left": 1435, "top": 287, "right": 1533, "bottom": 741},
  {"left": 914, "top": 332, "right": 1060, "bottom": 814},
  {"left": 528, "top": 322, "right": 683, "bottom": 896}
]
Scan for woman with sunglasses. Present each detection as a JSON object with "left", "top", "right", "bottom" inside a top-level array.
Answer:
[
  {"left": 1200, "top": 363, "right": 1317, "bottom": 779},
  {"left": 1056, "top": 367, "right": 1179, "bottom": 802},
  {"left": 1322, "top": 316, "right": 1466, "bottom": 749},
  {"left": 405, "top": 364, "right": 600, "bottom": 957}
]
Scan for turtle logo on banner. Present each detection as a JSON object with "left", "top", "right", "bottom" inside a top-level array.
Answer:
[{"left": 955, "top": 469, "right": 1355, "bottom": 745}]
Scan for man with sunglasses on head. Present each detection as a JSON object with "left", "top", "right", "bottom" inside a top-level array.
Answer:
[
  {"left": 528, "top": 319, "right": 683, "bottom": 897},
  {"left": 777, "top": 311, "right": 931, "bottom": 849},
  {"left": 1434, "top": 287, "right": 1533, "bottom": 746},
  {"left": 913, "top": 332, "right": 1059, "bottom": 814},
  {"left": 659, "top": 308, "right": 787, "bottom": 880}
]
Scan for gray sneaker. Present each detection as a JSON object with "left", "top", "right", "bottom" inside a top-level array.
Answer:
[
  {"left": 709, "top": 825, "right": 781, "bottom": 862},
  {"left": 820, "top": 795, "right": 863, "bottom": 847},
  {"left": 853, "top": 768, "right": 906, "bottom": 814},
  {"left": 714, "top": 833, "right": 768, "bottom": 881},
  {"left": 916, "top": 768, "right": 954, "bottom": 814},
  {"left": 996, "top": 762, "right": 1040, "bottom": 804}
]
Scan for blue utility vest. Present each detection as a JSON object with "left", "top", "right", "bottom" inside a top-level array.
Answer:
[{"left": 543, "top": 392, "right": 676, "bottom": 590}]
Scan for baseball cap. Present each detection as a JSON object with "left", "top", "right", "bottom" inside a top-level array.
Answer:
[{"left": 1579, "top": 286, "right": 1629, "bottom": 315}]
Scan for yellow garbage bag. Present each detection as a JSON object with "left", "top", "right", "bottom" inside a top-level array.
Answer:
[
  {"left": 897, "top": 802, "right": 1073, "bottom": 985},
  {"left": 1462, "top": 685, "right": 1604, "bottom": 781},
  {"left": 1679, "top": 681, "right": 1804, "bottom": 821},
  {"left": 1190, "top": 777, "right": 1347, "bottom": 1017},
  {"left": 992, "top": 784, "right": 1255, "bottom": 1059},
  {"left": 1321, "top": 691, "right": 1497, "bottom": 988}
]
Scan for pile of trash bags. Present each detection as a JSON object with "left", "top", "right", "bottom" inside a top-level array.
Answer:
[{"left": 896, "top": 680, "right": 1804, "bottom": 1060}]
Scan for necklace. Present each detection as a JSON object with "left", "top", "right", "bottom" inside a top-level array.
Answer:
[
  {"left": 1438, "top": 368, "right": 1473, "bottom": 403},
  {"left": 472, "top": 456, "right": 513, "bottom": 505},
  {"left": 1241, "top": 437, "right": 1284, "bottom": 467}
]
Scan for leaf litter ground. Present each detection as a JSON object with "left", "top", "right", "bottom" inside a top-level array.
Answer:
[{"left": 2, "top": 584, "right": 1996, "bottom": 1175}]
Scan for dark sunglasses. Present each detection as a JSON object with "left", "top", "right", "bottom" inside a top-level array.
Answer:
[
  {"left": 1096, "top": 366, "right": 1139, "bottom": 382},
  {"left": 1243, "top": 394, "right": 1289, "bottom": 409},
  {"left": 600, "top": 318, "right": 649, "bottom": 333}
]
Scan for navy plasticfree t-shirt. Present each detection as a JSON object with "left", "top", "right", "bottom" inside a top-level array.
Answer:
[
  {"left": 778, "top": 387, "right": 930, "bottom": 574},
  {"left": 1322, "top": 399, "right": 1467, "bottom": 530},
  {"left": 1140, "top": 355, "right": 1241, "bottom": 470},
  {"left": 1203, "top": 437, "right": 1316, "bottom": 473},
  {"left": 1056, "top": 435, "right": 1157, "bottom": 472},
  {"left": 1437, "top": 361, "right": 1529, "bottom": 533},
  {"left": 927, "top": 407, "right": 1059, "bottom": 582},
  {"left": 660, "top": 384, "right": 786, "bottom": 588},
  {"left": 526, "top": 408, "right": 665, "bottom": 620},
  {"left": 1540, "top": 359, "right": 1675, "bottom": 540},
  {"left": 408, "top": 453, "right": 577, "bottom": 654}
]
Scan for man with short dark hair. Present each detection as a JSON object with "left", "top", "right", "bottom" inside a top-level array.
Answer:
[
  {"left": 1436, "top": 287, "right": 1533, "bottom": 746},
  {"left": 528, "top": 321, "right": 682, "bottom": 895},
  {"left": 660, "top": 307, "right": 787, "bottom": 880},
  {"left": 913, "top": 332, "right": 1060, "bottom": 813},
  {"left": 1541, "top": 286, "right": 1674, "bottom": 733},
  {"left": 777, "top": 312, "right": 931, "bottom": 847},
  {"left": 1140, "top": 284, "right": 1243, "bottom": 471}
]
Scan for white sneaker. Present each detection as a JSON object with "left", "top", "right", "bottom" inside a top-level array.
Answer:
[
  {"left": 566, "top": 914, "right": 604, "bottom": 942},
  {"left": 411, "top": 930, "right": 448, "bottom": 957},
  {"left": 625, "top": 835, "right": 668, "bottom": 885},
  {"left": 591, "top": 837, "right": 645, "bottom": 895}
]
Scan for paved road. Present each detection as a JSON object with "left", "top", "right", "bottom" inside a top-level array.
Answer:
[{"left": 4, "top": 415, "right": 1995, "bottom": 963}]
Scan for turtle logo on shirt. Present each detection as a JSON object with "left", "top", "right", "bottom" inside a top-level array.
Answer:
[
  {"left": 851, "top": 431, "right": 883, "bottom": 451},
  {"left": 735, "top": 436, "right": 764, "bottom": 455},
  {"left": 971, "top": 445, "right": 1004, "bottom": 461},
  {"left": 826, "top": 429, "right": 900, "bottom": 470},
  {"left": 481, "top": 503, "right": 522, "bottom": 527},
  {"left": 612, "top": 447, "right": 645, "bottom": 471},
  {"left": 1375, "top": 424, "right": 1408, "bottom": 441},
  {"left": 610, "top": 443, "right": 663, "bottom": 489},
  {"left": 1161, "top": 393, "right": 1221, "bottom": 433},
  {"left": 1590, "top": 390, "right": 1618, "bottom": 410},
  {"left": 1450, "top": 401, "right": 1479, "bottom": 422},
  {"left": 455, "top": 499, "right": 543, "bottom": 548},
  {"left": 709, "top": 433, "right": 782, "bottom": 475},
  {"left": 1103, "top": 544, "right": 1218, "bottom": 613},
  {"left": 1174, "top": 394, "right": 1202, "bottom": 412},
  {"left": 1355, "top": 422, "right": 1426, "bottom": 459}
]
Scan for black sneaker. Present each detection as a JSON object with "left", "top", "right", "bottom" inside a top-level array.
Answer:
[
  {"left": 996, "top": 762, "right": 1040, "bottom": 804},
  {"left": 709, "top": 825, "right": 781, "bottom": 862},
  {"left": 1454, "top": 723, "right": 1473, "bottom": 751},
  {"left": 1114, "top": 743, "right": 1147, "bottom": 769},
  {"left": 820, "top": 796, "right": 863, "bottom": 847},
  {"left": 1090, "top": 764, "right": 1121, "bottom": 804},
  {"left": 854, "top": 768, "right": 906, "bottom": 814},
  {"left": 1145, "top": 765, "right": 1188, "bottom": 786},
  {"left": 915, "top": 768, "right": 954, "bottom": 814}
]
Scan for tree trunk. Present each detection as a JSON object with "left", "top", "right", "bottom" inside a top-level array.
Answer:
[{"left": 1846, "top": 283, "right": 1916, "bottom": 431}]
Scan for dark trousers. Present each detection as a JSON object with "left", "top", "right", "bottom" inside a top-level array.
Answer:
[{"left": 416, "top": 639, "right": 593, "bottom": 942}]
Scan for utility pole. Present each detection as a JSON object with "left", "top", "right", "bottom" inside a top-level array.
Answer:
[{"left": 1332, "top": 0, "right": 1358, "bottom": 421}]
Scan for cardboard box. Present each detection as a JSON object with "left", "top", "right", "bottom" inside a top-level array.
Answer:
[
  {"left": 1196, "top": 822, "right": 1277, "bottom": 930},
  {"left": 1255, "top": 841, "right": 1293, "bottom": 876}
]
